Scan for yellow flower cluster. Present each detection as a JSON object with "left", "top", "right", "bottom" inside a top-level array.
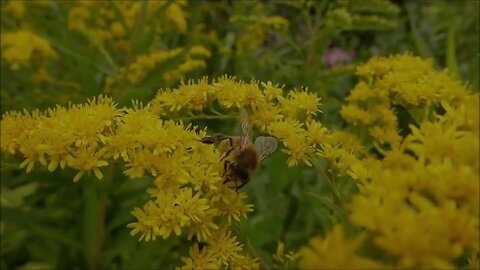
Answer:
[
  {"left": 1, "top": 96, "right": 121, "bottom": 180},
  {"left": 272, "top": 241, "right": 300, "bottom": 269},
  {"left": 2, "top": 0, "right": 50, "bottom": 20},
  {"left": 161, "top": 45, "right": 212, "bottom": 85},
  {"left": 106, "top": 45, "right": 211, "bottom": 93},
  {"left": 0, "top": 96, "right": 257, "bottom": 268},
  {"left": 5, "top": 53, "right": 473, "bottom": 268},
  {"left": 299, "top": 226, "right": 382, "bottom": 269},
  {"left": 328, "top": 0, "right": 400, "bottom": 30},
  {"left": 1, "top": 76, "right": 329, "bottom": 269},
  {"left": 151, "top": 76, "right": 328, "bottom": 168},
  {"left": 298, "top": 54, "right": 479, "bottom": 269},
  {"left": 230, "top": 13, "right": 290, "bottom": 56},
  {"left": 1, "top": 30, "right": 58, "bottom": 70},
  {"left": 2, "top": 0, "right": 25, "bottom": 19},
  {"left": 66, "top": 1, "right": 188, "bottom": 52},
  {"left": 341, "top": 53, "right": 470, "bottom": 146},
  {"left": 177, "top": 231, "right": 260, "bottom": 270},
  {"left": 107, "top": 48, "right": 183, "bottom": 87}
]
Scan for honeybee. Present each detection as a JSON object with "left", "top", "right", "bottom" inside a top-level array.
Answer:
[{"left": 199, "top": 109, "right": 278, "bottom": 190}]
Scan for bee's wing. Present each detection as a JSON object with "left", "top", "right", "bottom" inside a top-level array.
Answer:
[
  {"left": 254, "top": 136, "right": 278, "bottom": 161},
  {"left": 240, "top": 108, "right": 251, "bottom": 149}
]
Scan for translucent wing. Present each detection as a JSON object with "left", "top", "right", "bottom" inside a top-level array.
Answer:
[
  {"left": 254, "top": 136, "right": 278, "bottom": 161},
  {"left": 240, "top": 108, "right": 251, "bottom": 149}
]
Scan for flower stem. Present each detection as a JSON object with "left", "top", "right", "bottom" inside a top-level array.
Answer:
[{"left": 308, "top": 153, "right": 342, "bottom": 202}]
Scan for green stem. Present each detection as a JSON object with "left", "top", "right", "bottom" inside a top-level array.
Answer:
[
  {"left": 282, "top": 36, "right": 303, "bottom": 56},
  {"left": 90, "top": 165, "right": 113, "bottom": 270},
  {"left": 303, "top": 9, "right": 315, "bottom": 69},
  {"left": 0, "top": 162, "right": 21, "bottom": 171},
  {"left": 90, "top": 195, "right": 106, "bottom": 270},
  {"left": 305, "top": 191, "right": 356, "bottom": 234},
  {"left": 80, "top": 29, "right": 117, "bottom": 72},
  {"left": 97, "top": 45, "right": 117, "bottom": 71},
  {"left": 208, "top": 106, "right": 224, "bottom": 116},
  {"left": 246, "top": 238, "right": 271, "bottom": 270},
  {"left": 308, "top": 153, "right": 342, "bottom": 202}
]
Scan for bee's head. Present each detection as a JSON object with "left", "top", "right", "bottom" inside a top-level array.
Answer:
[{"left": 230, "top": 162, "right": 249, "bottom": 180}]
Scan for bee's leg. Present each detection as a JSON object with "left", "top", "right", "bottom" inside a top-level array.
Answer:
[
  {"left": 199, "top": 135, "right": 234, "bottom": 161},
  {"left": 222, "top": 160, "right": 230, "bottom": 177},
  {"left": 237, "top": 178, "right": 250, "bottom": 190},
  {"left": 198, "top": 135, "right": 230, "bottom": 144},
  {"left": 222, "top": 175, "right": 231, "bottom": 184},
  {"left": 234, "top": 179, "right": 239, "bottom": 192},
  {"left": 220, "top": 148, "right": 233, "bottom": 161},
  {"left": 223, "top": 176, "right": 238, "bottom": 191},
  {"left": 219, "top": 137, "right": 234, "bottom": 161}
]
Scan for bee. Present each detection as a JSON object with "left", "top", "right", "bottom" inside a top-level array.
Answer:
[{"left": 199, "top": 109, "right": 278, "bottom": 190}]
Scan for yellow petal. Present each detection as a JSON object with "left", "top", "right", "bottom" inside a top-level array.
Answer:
[
  {"left": 48, "top": 159, "right": 59, "bottom": 172},
  {"left": 26, "top": 161, "right": 34, "bottom": 173},
  {"left": 93, "top": 168, "right": 103, "bottom": 179},
  {"left": 96, "top": 160, "right": 108, "bottom": 167},
  {"left": 73, "top": 171, "right": 84, "bottom": 182}
]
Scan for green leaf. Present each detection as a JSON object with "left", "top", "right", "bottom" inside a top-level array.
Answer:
[
  {"left": 266, "top": 152, "right": 300, "bottom": 193},
  {"left": 111, "top": 1, "right": 130, "bottom": 35},
  {"left": 47, "top": 36, "right": 113, "bottom": 75},
  {"left": 82, "top": 180, "right": 101, "bottom": 268},
  {"left": 1, "top": 207, "right": 82, "bottom": 252},
  {"left": 16, "top": 261, "right": 54, "bottom": 270},
  {"left": 116, "top": 86, "right": 155, "bottom": 107},
  {"left": 132, "top": 25, "right": 157, "bottom": 55},
  {"left": 0, "top": 182, "right": 38, "bottom": 208},
  {"left": 305, "top": 192, "right": 357, "bottom": 234},
  {"left": 446, "top": 24, "right": 460, "bottom": 80},
  {"left": 407, "top": 5, "right": 432, "bottom": 59}
]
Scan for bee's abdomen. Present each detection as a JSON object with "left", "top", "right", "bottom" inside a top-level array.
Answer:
[{"left": 236, "top": 149, "right": 259, "bottom": 170}]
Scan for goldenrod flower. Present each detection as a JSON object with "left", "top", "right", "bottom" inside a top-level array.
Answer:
[
  {"left": 282, "top": 134, "right": 314, "bottom": 167},
  {"left": 243, "top": 82, "right": 264, "bottom": 108},
  {"left": 3, "top": 0, "right": 26, "bottom": 19},
  {"left": 297, "top": 54, "right": 479, "bottom": 269},
  {"left": 189, "top": 45, "right": 212, "bottom": 58},
  {"left": 178, "top": 229, "right": 259, "bottom": 269},
  {"left": 67, "top": 6, "right": 90, "bottom": 31},
  {"left": 206, "top": 230, "right": 245, "bottom": 266},
  {"left": 305, "top": 120, "right": 330, "bottom": 147},
  {"left": 67, "top": 145, "right": 108, "bottom": 182},
  {"left": 109, "top": 22, "right": 125, "bottom": 38},
  {"left": 341, "top": 53, "right": 473, "bottom": 147},
  {"left": 166, "top": 2, "right": 188, "bottom": 33},
  {"left": 280, "top": 89, "right": 321, "bottom": 120},
  {"left": 298, "top": 225, "right": 382, "bottom": 269},
  {"left": 261, "top": 81, "right": 284, "bottom": 101},
  {"left": 113, "top": 77, "right": 328, "bottom": 268},
  {"left": 273, "top": 241, "right": 300, "bottom": 268},
  {"left": 214, "top": 191, "right": 253, "bottom": 223},
  {"left": 265, "top": 15, "right": 290, "bottom": 30},
  {"left": 177, "top": 244, "right": 220, "bottom": 270},
  {"left": 213, "top": 76, "right": 247, "bottom": 108},
  {"left": 1, "top": 30, "right": 58, "bottom": 70},
  {"left": 31, "top": 67, "right": 54, "bottom": 85},
  {"left": 340, "top": 104, "right": 375, "bottom": 125},
  {"left": 407, "top": 121, "right": 468, "bottom": 164},
  {"left": 268, "top": 118, "right": 305, "bottom": 141},
  {"left": 230, "top": 254, "right": 261, "bottom": 270},
  {"left": 1, "top": 110, "right": 39, "bottom": 155},
  {"left": 150, "top": 76, "right": 326, "bottom": 175},
  {"left": 251, "top": 102, "right": 283, "bottom": 130}
]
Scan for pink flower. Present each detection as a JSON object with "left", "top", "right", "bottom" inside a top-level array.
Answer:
[{"left": 322, "top": 47, "right": 355, "bottom": 67}]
